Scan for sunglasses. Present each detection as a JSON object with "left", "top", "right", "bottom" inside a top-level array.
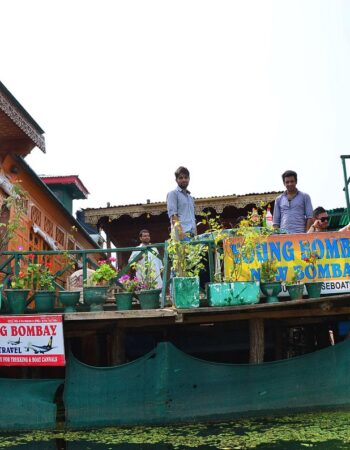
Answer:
[{"left": 318, "top": 217, "right": 329, "bottom": 223}]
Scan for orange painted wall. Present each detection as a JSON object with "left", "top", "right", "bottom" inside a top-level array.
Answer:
[{"left": 1, "top": 154, "right": 100, "bottom": 286}]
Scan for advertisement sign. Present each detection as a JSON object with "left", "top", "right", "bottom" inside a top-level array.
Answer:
[
  {"left": 0, "top": 315, "right": 65, "bottom": 366},
  {"left": 224, "top": 231, "right": 350, "bottom": 294}
]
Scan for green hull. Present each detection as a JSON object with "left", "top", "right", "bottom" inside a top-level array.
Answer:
[{"left": 63, "top": 339, "right": 350, "bottom": 428}]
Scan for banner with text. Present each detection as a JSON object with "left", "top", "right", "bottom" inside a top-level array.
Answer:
[
  {"left": 0, "top": 315, "right": 65, "bottom": 366},
  {"left": 224, "top": 231, "right": 350, "bottom": 294}
]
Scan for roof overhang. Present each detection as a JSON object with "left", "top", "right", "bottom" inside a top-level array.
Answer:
[
  {"left": 40, "top": 175, "right": 89, "bottom": 199},
  {"left": 82, "top": 192, "right": 282, "bottom": 226},
  {"left": 0, "top": 81, "right": 45, "bottom": 155}
]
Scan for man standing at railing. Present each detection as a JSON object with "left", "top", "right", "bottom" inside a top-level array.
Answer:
[
  {"left": 273, "top": 169, "right": 314, "bottom": 233},
  {"left": 128, "top": 229, "right": 163, "bottom": 289},
  {"left": 167, "top": 166, "right": 197, "bottom": 241}
]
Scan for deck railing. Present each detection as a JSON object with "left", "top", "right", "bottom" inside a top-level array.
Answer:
[{"left": 0, "top": 239, "right": 217, "bottom": 309}]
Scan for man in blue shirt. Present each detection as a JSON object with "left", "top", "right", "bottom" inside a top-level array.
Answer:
[
  {"left": 273, "top": 170, "right": 313, "bottom": 234},
  {"left": 167, "top": 166, "right": 197, "bottom": 240}
]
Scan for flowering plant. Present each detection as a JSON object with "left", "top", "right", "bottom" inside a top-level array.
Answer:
[
  {"left": 10, "top": 270, "right": 29, "bottom": 289},
  {"left": 302, "top": 250, "right": 320, "bottom": 280},
  {"left": 118, "top": 274, "right": 140, "bottom": 292},
  {"left": 260, "top": 259, "right": 279, "bottom": 283},
  {"left": 132, "top": 259, "right": 160, "bottom": 291},
  {"left": 27, "top": 255, "right": 55, "bottom": 291},
  {"left": 88, "top": 258, "right": 117, "bottom": 286}
]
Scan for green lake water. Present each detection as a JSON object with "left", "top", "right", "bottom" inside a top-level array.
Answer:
[{"left": 2, "top": 411, "right": 350, "bottom": 449}]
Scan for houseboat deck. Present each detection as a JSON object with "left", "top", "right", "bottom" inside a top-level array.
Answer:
[{"left": 62, "top": 293, "right": 350, "bottom": 365}]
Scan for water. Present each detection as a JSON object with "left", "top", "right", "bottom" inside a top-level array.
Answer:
[{"left": 2, "top": 411, "right": 350, "bottom": 449}]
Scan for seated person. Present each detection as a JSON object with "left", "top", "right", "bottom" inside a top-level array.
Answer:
[{"left": 308, "top": 206, "right": 350, "bottom": 233}]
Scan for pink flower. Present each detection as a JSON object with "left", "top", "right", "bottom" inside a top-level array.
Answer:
[{"left": 108, "top": 257, "right": 116, "bottom": 262}]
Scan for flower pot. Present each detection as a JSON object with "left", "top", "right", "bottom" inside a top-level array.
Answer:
[
  {"left": 206, "top": 282, "right": 238, "bottom": 307},
  {"left": 58, "top": 291, "right": 80, "bottom": 312},
  {"left": 305, "top": 281, "right": 323, "bottom": 299},
  {"left": 173, "top": 277, "right": 200, "bottom": 309},
  {"left": 137, "top": 289, "right": 161, "bottom": 310},
  {"left": 233, "top": 281, "right": 260, "bottom": 305},
  {"left": 260, "top": 282, "right": 282, "bottom": 304},
  {"left": 115, "top": 292, "right": 134, "bottom": 311},
  {"left": 83, "top": 286, "right": 108, "bottom": 312},
  {"left": 5, "top": 289, "right": 29, "bottom": 314},
  {"left": 206, "top": 282, "right": 260, "bottom": 306},
  {"left": 34, "top": 291, "right": 56, "bottom": 313},
  {"left": 286, "top": 283, "right": 304, "bottom": 300}
]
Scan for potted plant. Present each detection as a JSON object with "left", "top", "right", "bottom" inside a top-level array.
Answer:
[
  {"left": 115, "top": 274, "right": 139, "bottom": 311},
  {"left": 198, "top": 212, "right": 240, "bottom": 307},
  {"left": 167, "top": 225, "right": 207, "bottom": 309},
  {"left": 4, "top": 269, "right": 30, "bottom": 314},
  {"left": 222, "top": 209, "right": 273, "bottom": 306},
  {"left": 83, "top": 258, "right": 116, "bottom": 312},
  {"left": 302, "top": 247, "right": 323, "bottom": 298},
  {"left": 58, "top": 290, "right": 81, "bottom": 313},
  {"left": 27, "top": 255, "right": 56, "bottom": 313},
  {"left": 260, "top": 259, "right": 282, "bottom": 303},
  {"left": 132, "top": 259, "right": 162, "bottom": 309},
  {"left": 285, "top": 267, "right": 305, "bottom": 300}
]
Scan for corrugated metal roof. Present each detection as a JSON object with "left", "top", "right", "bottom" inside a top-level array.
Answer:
[{"left": 82, "top": 191, "right": 282, "bottom": 211}]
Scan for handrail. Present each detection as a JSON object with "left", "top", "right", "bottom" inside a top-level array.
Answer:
[{"left": 0, "top": 239, "right": 218, "bottom": 310}]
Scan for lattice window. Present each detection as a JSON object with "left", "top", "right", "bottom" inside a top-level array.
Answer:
[
  {"left": 30, "top": 205, "right": 41, "bottom": 226},
  {"left": 55, "top": 227, "right": 65, "bottom": 247},
  {"left": 44, "top": 217, "right": 54, "bottom": 237}
]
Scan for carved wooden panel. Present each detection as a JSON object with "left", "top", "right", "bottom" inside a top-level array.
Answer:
[
  {"left": 55, "top": 227, "right": 65, "bottom": 247},
  {"left": 44, "top": 216, "right": 54, "bottom": 237},
  {"left": 30, "top": 205, "right": 41, "bottom": 226}
]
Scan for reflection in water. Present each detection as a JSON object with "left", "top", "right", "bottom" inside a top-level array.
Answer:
[{"left": 2, "top": 411, "right": 350, "bottom": 449}]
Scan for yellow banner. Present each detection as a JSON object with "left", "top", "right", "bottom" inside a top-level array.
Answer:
[{"left": 223, "top": 231, "right": 350, "bottom": 283}]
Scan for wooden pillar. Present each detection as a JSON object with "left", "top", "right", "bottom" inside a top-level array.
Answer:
[
  {"left": 249, "top": 318, "right": 264, "bottom": 363},
  {"left": 110, "top": 325, "right": 125, "bottom": 365}
]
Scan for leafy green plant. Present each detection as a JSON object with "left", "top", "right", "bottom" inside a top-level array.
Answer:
[
  {"left": 0, "top": 182, "right": 28, "bottom": 252},
  {"left": 226, "top": 209, "right": 273, "bottom": 282},
  {"left": 88, "top": 260, "right": 116, "bottom": 286},
  {"left": 167, "top": 224, "right": 207, "bottom": 278},
  {"left": 286, "top": 266, "right": 304, "bottom": 285},
  {"left": 198, "top": 212, "right": 228, "bottom": 282}
]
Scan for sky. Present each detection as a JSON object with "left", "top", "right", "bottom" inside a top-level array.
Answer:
[{"left": 1, "top": 0, "right": 350, "bottom": 215}]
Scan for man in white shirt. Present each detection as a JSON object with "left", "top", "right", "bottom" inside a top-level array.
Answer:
[{"left": 128, "top": 229, "right": 163, "bottom": 289}]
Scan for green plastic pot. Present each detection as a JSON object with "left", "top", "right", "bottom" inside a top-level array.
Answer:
[
  {"left": 137, "top": 289, "right": 161, "bottom": 310},
  {"left": 173, "top": 277, "right": 200, "bottom": 309},
  {"left": 206, "top": 282, "right": 260, "bottom": 306},
  {"left": 83, "top": 286, "right": 108, "bottom": 312},
  {"left": 58, "top": 291, "right": 80, "bottom": 312},
  {"left": 115, "top": 292, "right": 133, "bottom": 311},
  {"left": 305, "top": 281, "right": 323, "bottom": 299},
  {"left": 260, "top": 282, "right": 282, "bottom": 304},
  {"left": 34, "top": 291, "right": 56, "bottom": 313},
  {"left": 5, "top": 289, "right": 29, "bottom": 314},
  {"left": 286, "top": 283, "right": 304, "bottom": 300}
]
